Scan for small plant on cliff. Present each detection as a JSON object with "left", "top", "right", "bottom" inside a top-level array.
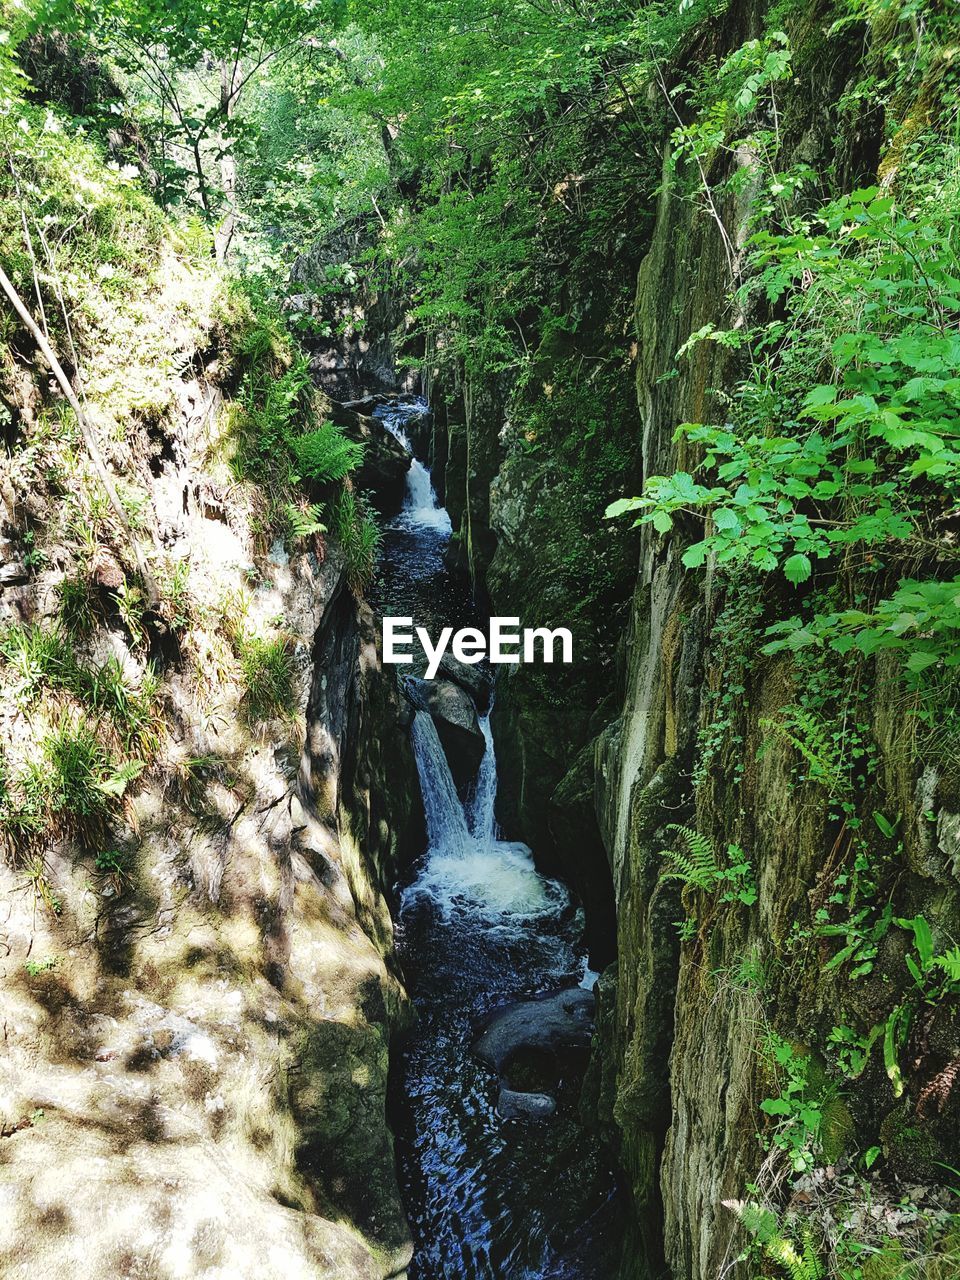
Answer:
[
  {"left": 661, "top": 824, "right": 758, "bottom": 903},
  {"left": 292, "top": 422, "right": 364, "bottom": 485},
  {"left": 724, "top": 1200, "right": 824, "bottom": 1280},
  {"left": 238, "top": 633, "right": 293, "bottom": 721},
  {"left": 21, "top": 714, "right": 142, "bottom": 842},
  {"left": 758, "top": 1036, "right": 828, "bottom": 1175},
  {"left": 333, "top": 489, "right": 381, "bottom": 594}
]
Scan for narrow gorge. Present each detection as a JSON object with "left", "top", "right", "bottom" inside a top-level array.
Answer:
[{"left": 1, "top": 2, "right": 959, "bottom": 1279}]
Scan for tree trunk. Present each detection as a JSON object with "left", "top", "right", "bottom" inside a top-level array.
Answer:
[{"left": 214, "top": 58, "right": 239, "bottom": 265}]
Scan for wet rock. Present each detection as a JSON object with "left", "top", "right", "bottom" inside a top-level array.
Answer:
[
  {"left": 407, "top": 677, "right": 485, "bottom": 787},
  {"left": 434, "top": 652, "right": 492, "bottom": 711},
  {"left": 474, "top": 987, "right": 595, "bottom": 1074},
  {"left": 329, "top": 404, "right": 410, "bottom": 516},
  {"left": 498, "top": 1088, "right": 557, "bottom": 1120}
]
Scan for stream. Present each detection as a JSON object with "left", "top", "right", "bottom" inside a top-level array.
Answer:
[{"left": 373, "top": 401, "right": 621, "bottom": 1280}]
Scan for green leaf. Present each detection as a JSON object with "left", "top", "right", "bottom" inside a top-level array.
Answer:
[
  {"left": 906, "top": 651, "right": 939, "bottom": 673},
  {"left": 682, "top": 542, "right": 709, "bottom": 569},
  {"left": 883, "top": 1006, "right": 905, "bottom": 1098},
  {"left": 605, "top": 497, "right": 639, "bottom": 519},
  {"left": 872, "top": 811, "right": 896, "bottom": 838},
  {"left": 759, "top": 1098, "right": 793, "bottom": 1117},
  {"left": 783, "top": 553, "right": 812, "bottom": 584}
]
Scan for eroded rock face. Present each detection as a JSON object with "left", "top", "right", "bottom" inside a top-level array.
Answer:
[
  {"left": 406, "top": 676, "right": 485, "bottom": 788},
  {"left": 0, "top": 314, "right": 418, "bottom": 1278}
]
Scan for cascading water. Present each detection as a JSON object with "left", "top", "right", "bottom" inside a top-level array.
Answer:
[
  {"left": 410, "top": 710, "right": 474, "bottom": 861},
  {"left": 373, "top": 400, "right": 620, "bottom": 1279}
]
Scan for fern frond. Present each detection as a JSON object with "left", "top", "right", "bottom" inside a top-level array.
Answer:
[
  {"left": 292, "top": 421, "right": 364, "bottom": 483},
  {"left": 661, "top": 824, "right": 720, "bottom": 890}
]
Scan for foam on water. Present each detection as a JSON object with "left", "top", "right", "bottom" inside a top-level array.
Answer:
[{"left": 404, "top": 709, "right": 568, "bottom": 923}]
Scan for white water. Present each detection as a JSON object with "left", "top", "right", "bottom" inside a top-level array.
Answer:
[
  {"left": 467, "top": 712, "right": 498, "bottom": 843},
  {"left": 404, "top": 707, "right": 567, "bottom": 922},
  {"left": 379, "top": 400, "right": 453, "bottom": 533},
  {"left": 411, "top": 711, "right": 474, "bottom": 859}
]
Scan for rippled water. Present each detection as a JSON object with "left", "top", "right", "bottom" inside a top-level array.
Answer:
[{"left": 372, "top": 401, "right": 621, "bottom": 1280}]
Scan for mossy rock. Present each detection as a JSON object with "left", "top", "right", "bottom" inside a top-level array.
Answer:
[{"left": 879, "top": 1100, "right": 943, "bottom": 1181}]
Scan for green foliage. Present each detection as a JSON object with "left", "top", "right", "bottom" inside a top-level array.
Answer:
[
  {"left": 759, "top": 1036, "right": 829, "bottom": 1174},
  {"left": 333, "top": 488, "right": 381, "bottom": 594},
  {"left": 660, "top": 824, "right": 757, "bottom": 938},
  {"left": 58, "top": 573, "right": 98, "bottom": 639},
  {"left": 661, "top": 824, "right": 757, "bottom": 904},
  {"left": 729, "top": 1200, "right": 824, "bottom": 1280},
  {"left": 237, "top": 633, "right": 293, "bottom": 721},
  {"left": 88, "top": 655, "right": 161, "bottom": 753},
  {"left": 0, "top": 622, "right": 84, "bottom": 705},
  {"left": 282, "top": 501, "right": 327, "bottom": 543},
  {"left": 292, "top": 422, "right": 364, "bottom": 485},
  {"left": 22, "top": 713, "right": 140, "bottom": 837},
  {"left": 605, "top": 15, "right": 960, "bottom": 702}
]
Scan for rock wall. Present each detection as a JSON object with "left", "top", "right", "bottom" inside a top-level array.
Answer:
[
  {"left": 409, "top": 2, "right": 960, "bottom": 1274},
  {"left": 592, "top": 5, "right": 960, "bottom": 1278},
  {"left": 0, "top": 259, "right": 420, "bottom": 1278}
]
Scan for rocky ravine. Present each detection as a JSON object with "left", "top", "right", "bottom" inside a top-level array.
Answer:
[{"left": 380, "top": 3, "right": 960, "bottom": 1277}]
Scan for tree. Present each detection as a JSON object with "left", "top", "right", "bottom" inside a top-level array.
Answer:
[{"left": 35, "top": 0, "right": 324, "bottom": 260}]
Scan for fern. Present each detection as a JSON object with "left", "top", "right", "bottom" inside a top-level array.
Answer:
[
  {"left": 660, "top": 824, "right": 721, "bottom": 890},
  {"left": 935, "top": 945, "right": 960, "bottom": 985},
  {"left": 766, "top": 1227, "right": 824, "bottom": 1280},
  {"left": 761, "top": 708, "right": 846, "bottom": 796},
  {"left": 727, "top": 1201, "right": 824, "bottom": 1280},
  {"left": 292, "top": 421, "right": 364, "bottom": 484},
  {"left": 284, "top": 501, "right": 327, "bottom": 542}
]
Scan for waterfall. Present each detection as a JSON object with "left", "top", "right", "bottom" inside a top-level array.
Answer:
[
  {"left": 401, "top": 457, "right": 452, "bottom": 531},
  {"left": 411, "top": 710, "right": 473, "bottom": 859},
  {"left": 405, "top": 705, "right": 567, "bottom": 922},
  {"left": 376, "top": 399, "right": 452, "bottom": 532},
  {"left": 467, "top": 712, "right": 498, "bottom": 843}
]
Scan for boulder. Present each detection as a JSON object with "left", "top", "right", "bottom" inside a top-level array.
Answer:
[
  {"left": 435, "top": 652, "right": 492, "bottom": 711},
  {"left": 407, "top": 676, "right": 485, "bottom": 787},
  {"left": 474, "top": 987, "right": 595, "bottom": 1074},
  {"left": 498, "top": 1088, "right": 557, "bottom": 1120}
]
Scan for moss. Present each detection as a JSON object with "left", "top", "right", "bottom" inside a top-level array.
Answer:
[{"left": 879, "top": 1100, "right": 942, "bottom": 1180}]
